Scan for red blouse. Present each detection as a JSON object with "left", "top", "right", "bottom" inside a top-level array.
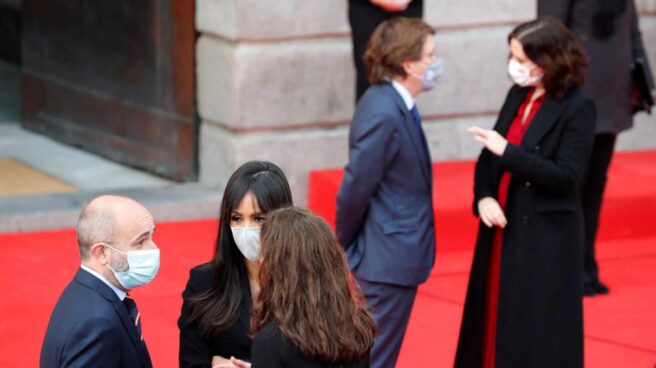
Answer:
[
  {"left": 497, "top": 88, "right": 545, "bottom": 208},
  {"left": 482, "top": 88, "right": 545, "bottom": 368}
]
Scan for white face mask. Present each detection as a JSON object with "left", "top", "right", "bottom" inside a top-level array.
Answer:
[
  {"left": 507, "top": 57, "right": 542, "bottom": 87},
  {"left": 103, "top": 243, "right": 160, "bottom": 289},
  {"left": 231, "top": 227, "right": 261, "bottom": 263}
]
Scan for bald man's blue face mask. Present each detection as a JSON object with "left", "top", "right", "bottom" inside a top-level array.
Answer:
[{"left": 102, "top": 243, "right": 160, "bottom": 289}]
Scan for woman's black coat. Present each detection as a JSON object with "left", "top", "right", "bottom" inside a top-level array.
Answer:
[
  {"left": 455, "top": 85, "right": 596, "bottom": 368},
  {"left": 178, "top": 263, "right": 253, "bottom": 367}
]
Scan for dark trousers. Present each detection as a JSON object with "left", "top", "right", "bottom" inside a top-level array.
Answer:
[
  {"left": 348, "top": 0, "right": 423, "bottom": 101},
  {"left": 357, "top": 277, "right": 418, "bottom": 368},
  {"left": 581, "top": 133, "right": 617, "bottom": 284}
]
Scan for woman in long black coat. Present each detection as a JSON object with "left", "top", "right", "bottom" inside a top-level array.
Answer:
[{"left": 455, "top": 19, "right": 596, "bottom": 368}]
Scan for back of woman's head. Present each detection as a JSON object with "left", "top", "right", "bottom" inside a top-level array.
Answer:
[
  {"left": 509, "top": 18, "right": 587, "bottom": 98},
  {"left": 253, "top": 207, "right": 376, "bottom": 363},
  {"left": 189, "top": 161, "right": 292, "bottom": 337}
]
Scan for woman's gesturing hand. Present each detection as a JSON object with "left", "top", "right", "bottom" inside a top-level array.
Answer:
[
  {"left": 468, "top": 126, "right": 508, "bottom": 157},
  {"left": 478, "top": 197, "right": 508, "bottom": 228}
]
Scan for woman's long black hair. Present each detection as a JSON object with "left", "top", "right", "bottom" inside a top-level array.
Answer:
[{"left": 188, "top": 161, "right": 293, "bottom": 337}]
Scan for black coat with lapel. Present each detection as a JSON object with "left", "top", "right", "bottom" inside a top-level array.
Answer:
[
  {"left": 455, "top": 86, "right": 596, "bottom": 368},
  {"left": 178, "top": 263, "right": 253, "bottom": 367}
]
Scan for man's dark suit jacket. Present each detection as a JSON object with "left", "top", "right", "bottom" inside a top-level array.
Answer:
[
  {"left": 336, "top": 82, "right": 435, "bottom": 287},
  {"left": 40, "top": 268, "right": 152, "bottom": 368}
]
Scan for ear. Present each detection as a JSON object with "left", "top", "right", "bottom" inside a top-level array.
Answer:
[
  {"left": 401, "top": 59, "right": 414, "bottom": 76},
  {"left": 89, "top": 243, "right": 110, "bottom": 265}
]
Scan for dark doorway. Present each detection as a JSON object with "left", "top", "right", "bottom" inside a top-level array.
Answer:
[
  {"left": 21, "top": 0, "right": 197, "bottom": 180},
  {"left": 0, "top": 1, "right": 21, "bottom": 123}
]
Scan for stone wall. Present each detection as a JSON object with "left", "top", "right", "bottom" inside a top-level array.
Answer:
[{"left": 196, "top": 0, "right": 656, "bottom": 206}]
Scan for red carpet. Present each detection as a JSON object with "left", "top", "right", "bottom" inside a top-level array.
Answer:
[{"left": 1, "top": 150, "right": 656, "bottom": 367}]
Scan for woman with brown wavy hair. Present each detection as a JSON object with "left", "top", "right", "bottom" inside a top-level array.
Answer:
[
  {"left": 455, "top": 18, "right": 595, "bottom": 367},
  {"left": 251, "top": 208, "right": 376, "bottom": 368}
]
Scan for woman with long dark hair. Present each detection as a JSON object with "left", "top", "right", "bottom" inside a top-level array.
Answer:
[
  {"left": 250, "top": 207, "right": 376, "bottom": 367},
  {"left": 178, "top": 161, "right": 293, "bottom": 368},
  {"left": 455, "top": 19, "right": 595, "bottom": 367}
]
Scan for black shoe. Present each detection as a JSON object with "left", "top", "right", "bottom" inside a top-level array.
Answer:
[
  {"left": 583, "top": 282, "right": 596, "bottom": 297},
  {"left": 592, "top": 280, "right": 609, "bottom": 295}
]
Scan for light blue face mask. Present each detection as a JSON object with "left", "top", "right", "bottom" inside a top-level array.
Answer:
[
  {"left": 420, "top": 57, "right": 444, "bottom": 91},
  {"left": 103, "top": 243, "right": 160, "bottom": 290}
]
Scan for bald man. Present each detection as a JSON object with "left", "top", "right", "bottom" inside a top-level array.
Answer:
[{"left": 40, "top": 195, "right": 158, "bottom": 368}]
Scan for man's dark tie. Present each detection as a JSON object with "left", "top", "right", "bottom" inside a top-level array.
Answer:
[
  {"left": 123, "top": 294, "right": 144, "bottom": 342},
  {"left": 410, "top": 105, "right": 422, "bottom": 130},
  {"left": 410, "top": 105, "right": 430, "bottom": 159}
]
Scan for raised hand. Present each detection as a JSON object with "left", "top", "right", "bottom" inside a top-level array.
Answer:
[{"left": 468, "top": 126, "right": 508, "bottom": 157}]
